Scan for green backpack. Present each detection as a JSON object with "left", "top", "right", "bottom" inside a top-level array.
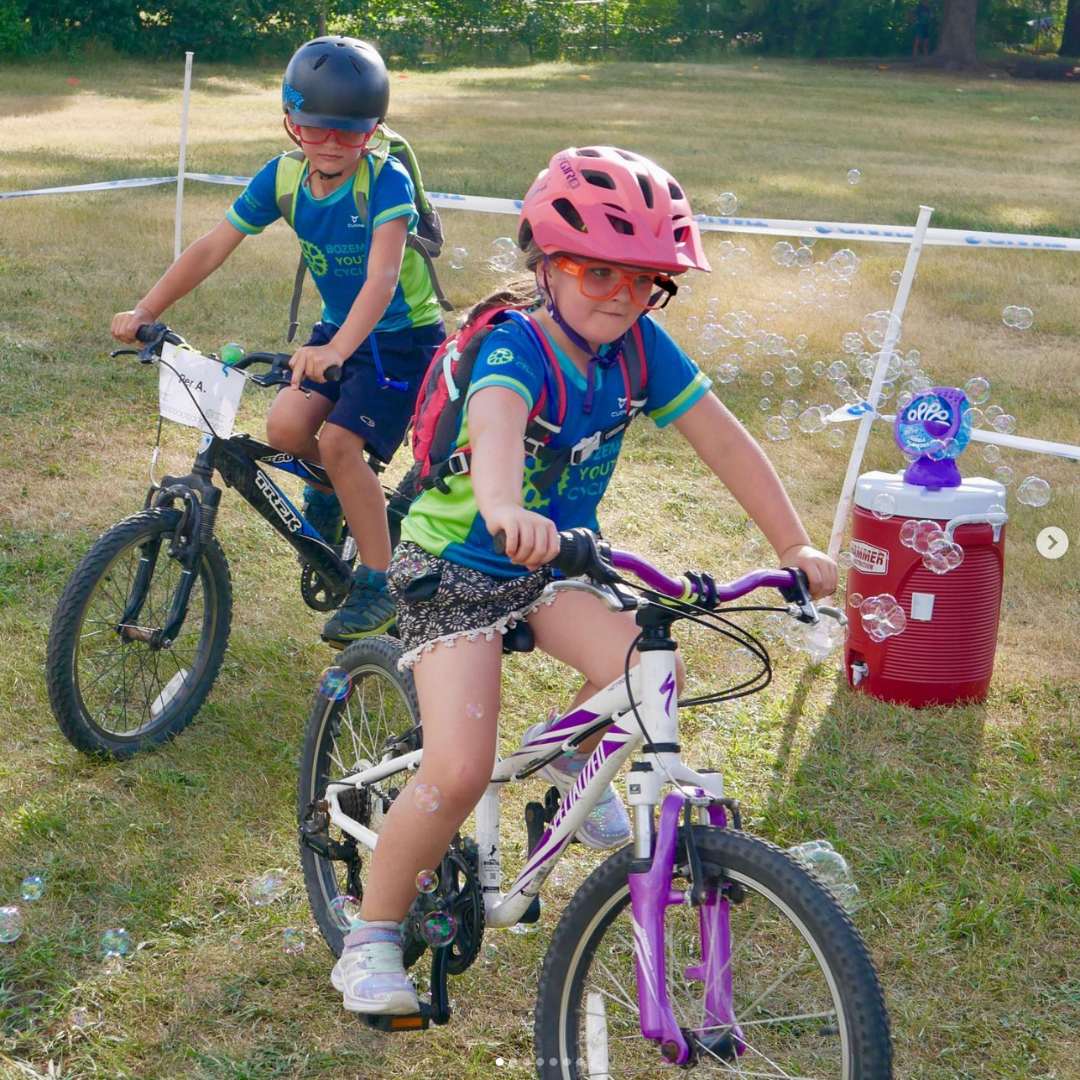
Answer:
[{"left": 274, "top": 124, "right": 453, "bottom": 342}]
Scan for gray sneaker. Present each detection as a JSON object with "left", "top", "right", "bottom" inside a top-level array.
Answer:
[
  {"left": 526, "top": 722, "right": 632, "bottom": 850},
  {"left": 322, "top": 565, "right": 396, "bottom": 644},
  {"left": 331, "top": 923, "right": 418, "bottom": 1015}
]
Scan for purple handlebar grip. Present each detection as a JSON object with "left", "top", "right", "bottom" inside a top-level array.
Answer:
[{"left": 607, "top": 549, "right": 795, "bottom": 602}]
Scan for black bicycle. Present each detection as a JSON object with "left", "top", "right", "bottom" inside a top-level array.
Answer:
[{"left": 46, "top": 324, "right": 416, "bottom": 759}]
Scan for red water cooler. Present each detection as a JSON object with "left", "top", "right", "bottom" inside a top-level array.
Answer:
[{"left": 844, "top": 470, "right": 1008, "bottom": 708}]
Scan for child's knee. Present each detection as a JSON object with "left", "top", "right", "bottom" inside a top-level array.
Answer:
[
  {"left": 320, "top": 422, "right": 363, "bottom": 466},
  {"left": 266, "top": 410, "right": 307, "bottom": 455},
  {"left": 415, "top": 756, "right": 492, "bottom": 816}
]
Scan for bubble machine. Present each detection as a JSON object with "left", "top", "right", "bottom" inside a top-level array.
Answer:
[{"left": 844, "top": 388, "right": 1008, "bottom": 708}]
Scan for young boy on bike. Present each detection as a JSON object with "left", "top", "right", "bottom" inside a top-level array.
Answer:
[{"left": 111, "top": 37, "right": 445, "bottom": 645}]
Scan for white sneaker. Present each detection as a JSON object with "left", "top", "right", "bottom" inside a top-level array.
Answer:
[
  {"left": 331, "top": 924, "right": 418, "bottom": 1015},
  {"left": 526, "top": 722, "right": 632, "bottom": 850}
]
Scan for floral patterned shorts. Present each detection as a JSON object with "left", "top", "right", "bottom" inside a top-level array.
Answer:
[{"left": 386, "top": 542, "right": 555, "bottom": 670}]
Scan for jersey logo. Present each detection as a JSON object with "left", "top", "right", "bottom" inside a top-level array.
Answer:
[
  {"left": 347, "top": 214, "right": 365, "bottom": 229},
  {"left": 485, "top": 347, "right": 515, "bottom": 367}
]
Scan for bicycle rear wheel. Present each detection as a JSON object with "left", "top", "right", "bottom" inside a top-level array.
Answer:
[
  {"left": 46, "top": 508, "right": 232, "bottom": 759},
  {"left": 535, "top": 826, "right": 892, "bottom": 1079}
]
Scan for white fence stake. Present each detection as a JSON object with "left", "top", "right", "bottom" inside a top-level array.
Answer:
[
  {"left": 173, "top": 51, "right": 194, "bottom": 261},
  {"left": 827, "top": 205, "right": 934, "bottom": 561}
]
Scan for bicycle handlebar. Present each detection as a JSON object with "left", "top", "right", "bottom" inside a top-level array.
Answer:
[
  {"left": 494, "top": 527, "right": 817, "bottom": 617},
  {"left": 125, "top": 324, "right": 340, "bottom": 384}
]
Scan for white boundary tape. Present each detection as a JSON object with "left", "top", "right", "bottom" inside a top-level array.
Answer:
[{"left": 4, "top": 173, "right": 1080, "bottom": 253}]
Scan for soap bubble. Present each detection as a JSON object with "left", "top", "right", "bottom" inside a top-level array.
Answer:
[
  {"left": 899, "top": 519, "right": 919, "bottom": 548},
  {"left": 828, "top": 250, "right": 860, "bottom": 278},
  {"left": 911, "top": 519, "right": 944, "bottom": 555},
  {"left": 420, "top": 910, "right": 458, "bottom": 947},
  {"left": 245, "top": 869, "right": 287, "bottom": 907},
  {"left": 964, "top": 376, "right": 991, "bottom": 404},
  {"left": 758, "top": 397, "right": 772, "bottom": 412},
  {"left": 760, "top": 370, "right": 775, "bottom": 387},
  {"left": 715, "top": 191, "right": 738, "bottom": 215},
  {"left": 465, "top": 702, "right": 485, "bottom": 722},
  {"left": 784, "top": 366, "right": 804, "bottom": 387},
  {"left": 798, "top": 407, "right": 826, "bottom": 434},
  {"left": 871, "top": 492, "right": 896, "bottom": 520},
  {"left": 788, "top": 841, "right": 860, "bottom": 912},
  {"left": 1017, "top": 476, "right": 1051, "bottom": 507},
  {"left": 414, "top": 783, "right": 442, "bottom": 813},
  {"left": 827, "top": 427, "right": 845, "bottom": 448},
  {"left": 317, "top": 666, "right": 352, "bottom": 702},
  {"left": 984, "top": 404, "right": 1004, "bottom": 423},
  {"left": 889, "top": 269, "right": 903, "bottom": 286},
  {"left": 837, "top": 551, "right": 854, "bottom": 570},
  {"left": 846, "top": 168, "right": 862, "bottom": 186},
  {"left": 449, "top": 246, "right": 468, "bottom": 270},
  {"left": 796, "top": 619, "right": 845, "bottom": 663},
  {"left": 1002, "top": 305, "right": 1034, "bottom": 330},
  {"left": 993, "top": 465, "right": 1014, "bottom": 486},
  {"left": 765, "top": 416, "right": 792, "bottom": 441},
  {"left": 991, "top": 413, "right": 1016, "bottom": 435},
  {"left": 861, "top": 310, "right": 901, "bottom": 349},
  {"left": 20, "top": 874, "right": 45, "bottom": 902},
  {"left": 416, "top": 869, "right": 439, "bottom": 894},
  {"left": 329, "top": 894, "right": 363, "bottom": 931},
  {"left": 0, "top": 905, "right": 23, "bottom": 944},
  {"left": 981, "top": 443, "right": 1002, "bottom": 464},
  {"left": 841, "top": 332, "right": 863, "bottom": 354},
  {"left": 812, "top": 360, "right": 827, "bottom": 378},
  {"left": 860, "top": 594, "right": 906, "bottom": 640},
  {"left": 282, "top": 928, "right": 305, "bottom": 955},
  {"left": 827, "top": 360, "right": 850, "bottom": 381},
  {"left": 794, "top": 245, "right": 814, "bottom": 269},
  {"left": 849, "top": 592, "right": 864, "bottom": 609},
  {"left": 771, "top": 241, "right": 796, "bottom": 268},
  {"left": 69, "top": 1007, "right": 97, "bottom": 1029},
  {"left": 716, "top": 363, "right": 739, "bottom": 383},
  {"left": 490, "top": 237, "right": 519, "bottom": 272},
  {"left": 100, "top": 927, "right": 132, "bottom": 958}
]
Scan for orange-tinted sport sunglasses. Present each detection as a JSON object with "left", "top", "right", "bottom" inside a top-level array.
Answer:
[{"left": 552, "top": 255, "right": 678, "bottom": 310}]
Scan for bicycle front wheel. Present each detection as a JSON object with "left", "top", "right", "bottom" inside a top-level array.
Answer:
[
  {"left": 535, "top": 826, "right": 892, "bottom": 1079},
  {"left": 45, "top": 508, "right": 232, "bottom": 758}
]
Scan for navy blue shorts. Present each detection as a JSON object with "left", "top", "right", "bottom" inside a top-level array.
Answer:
[{"left": 302, "top": 320, "right": 445, "bottom": 463}]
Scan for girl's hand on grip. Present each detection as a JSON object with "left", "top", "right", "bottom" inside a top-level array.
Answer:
[{"left": 487, "top": 506, "right": 560, "bottom": 570}]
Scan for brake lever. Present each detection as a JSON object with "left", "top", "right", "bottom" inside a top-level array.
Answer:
[
  {"left": 110, "top": 348, "right": 139, "bottom": 358},
  {"left": 779, "top": 567, "right": 819, "bottom": 624}
]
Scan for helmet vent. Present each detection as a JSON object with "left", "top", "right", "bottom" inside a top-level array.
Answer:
[
  {"left": 582, "top": 170, "right": 616, "bottom": 190},
  {"left": 615, "top": 149, "right": 638, "bottom": 161},
  {"left": 313, "top": 54, "right": 327, "bottom": 70},
  {"left": 349, "top": 57, "right": 366, "bottom": 75},
  {"left": 553, "top": 198, "right": 587, "bottom": 233},
  {"left": 606, "top": 214, "right": 634, "bottom": 236},
  {"left": 578, "top": 148, "right": 602, "bottom": 157},
  {"left": 668, "top": 181, "right": 684, "bottom": 200},
  {"left": 674, "top": 224, "right": 689, "bottom": 242},
  {"left": 636, "top": 175, "right": 654, "bottom": 209}
]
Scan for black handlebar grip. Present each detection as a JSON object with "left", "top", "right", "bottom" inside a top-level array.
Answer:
[
  {"left": 135, "top": 322, "right": 167, "bottom": 343},
  {"left": 324, "top": 364, "right": 342, "bottom": 383},
  {"left": 492, "top": 528, "right": 597, "bottom": 577}
]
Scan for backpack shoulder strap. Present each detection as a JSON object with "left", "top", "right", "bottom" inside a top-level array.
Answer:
[
  {"left": 275, "top": 150, "right": 308, "bottom": 343},
  {"left": 274, "top": 150, "right": 307, "bottom": 229}
]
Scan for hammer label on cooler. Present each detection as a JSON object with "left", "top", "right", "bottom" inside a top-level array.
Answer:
[{"left": 850, "top": 540, "right": 889, "bottom": 575}]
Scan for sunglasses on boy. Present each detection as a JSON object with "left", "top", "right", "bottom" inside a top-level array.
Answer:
[
  {"left": 552, "top": 255, "right": 678, "bottom": 310},
  {"left": 286, "top": 118, "right": 375, "bottom": 150}
]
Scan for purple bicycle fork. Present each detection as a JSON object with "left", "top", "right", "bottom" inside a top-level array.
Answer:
[{"left": 627, "top": 791, "right": 743, "bottom": 1066}]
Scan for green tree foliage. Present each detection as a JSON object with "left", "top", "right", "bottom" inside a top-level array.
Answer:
[{"left": 1, "top": 0, "right": 1064, "bottom": 61}]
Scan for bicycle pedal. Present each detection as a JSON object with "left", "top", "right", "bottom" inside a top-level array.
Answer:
[{"left": 361, "top": 1004, "right": 432, "bottom": 1032}]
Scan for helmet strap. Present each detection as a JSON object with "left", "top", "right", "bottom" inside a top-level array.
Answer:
[{"left": 540, "top": 258, "right": 626, "bottom": 415}]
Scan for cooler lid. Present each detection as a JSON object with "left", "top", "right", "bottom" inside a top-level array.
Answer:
[{"left": 854, "top": 470, "right": 1007, "bottom": 521}]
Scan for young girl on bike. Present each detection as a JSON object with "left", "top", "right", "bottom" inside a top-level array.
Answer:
[
  {"left": 332, "top": 146, "right": 837, "bottom": 1015},
  {"left": 111, "top": 37, "right": 445, "bottom": 645}
]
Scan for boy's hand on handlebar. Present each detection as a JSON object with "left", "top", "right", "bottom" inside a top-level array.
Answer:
[
  {"left": 487, "top": 507, "right": 560, "bottom": 571},
  {"left": 289, "top": 342, "right": 344, "bottom": 389},
  {"left": 111, "top": 307, "right": 157, "bottom": 344},
  {"left": 778, "top": 544, "right": 837, "bottom": 599}
]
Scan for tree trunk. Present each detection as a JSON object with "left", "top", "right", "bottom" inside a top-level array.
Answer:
[
  {"left": 1061, "top": 0, "right": 1080, "bottom": 57},
  {"left": 934, "top": 0, "right": 979, "bottom": 68}
]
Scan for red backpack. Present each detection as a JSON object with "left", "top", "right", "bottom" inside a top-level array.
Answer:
[{"left": 409, "top": 307, "right": 648, "bottom": 496}]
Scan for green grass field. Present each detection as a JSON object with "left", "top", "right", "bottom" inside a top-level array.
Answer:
[{"left": 1, "top": 56, "right": 1078, "bottom": 1079}]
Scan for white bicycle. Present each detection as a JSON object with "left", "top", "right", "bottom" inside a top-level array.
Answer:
[{"left": 297, "top": 528, "right": 892, "bottom": 1078}]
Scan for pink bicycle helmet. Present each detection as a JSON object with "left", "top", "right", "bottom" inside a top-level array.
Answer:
[{"left": 518, "top": 146, "right": 710, "bottom": 274}]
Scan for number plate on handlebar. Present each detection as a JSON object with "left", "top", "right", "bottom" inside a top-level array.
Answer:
[{"left": 158, "top": 342, "right": 246, "bottom": 437}]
